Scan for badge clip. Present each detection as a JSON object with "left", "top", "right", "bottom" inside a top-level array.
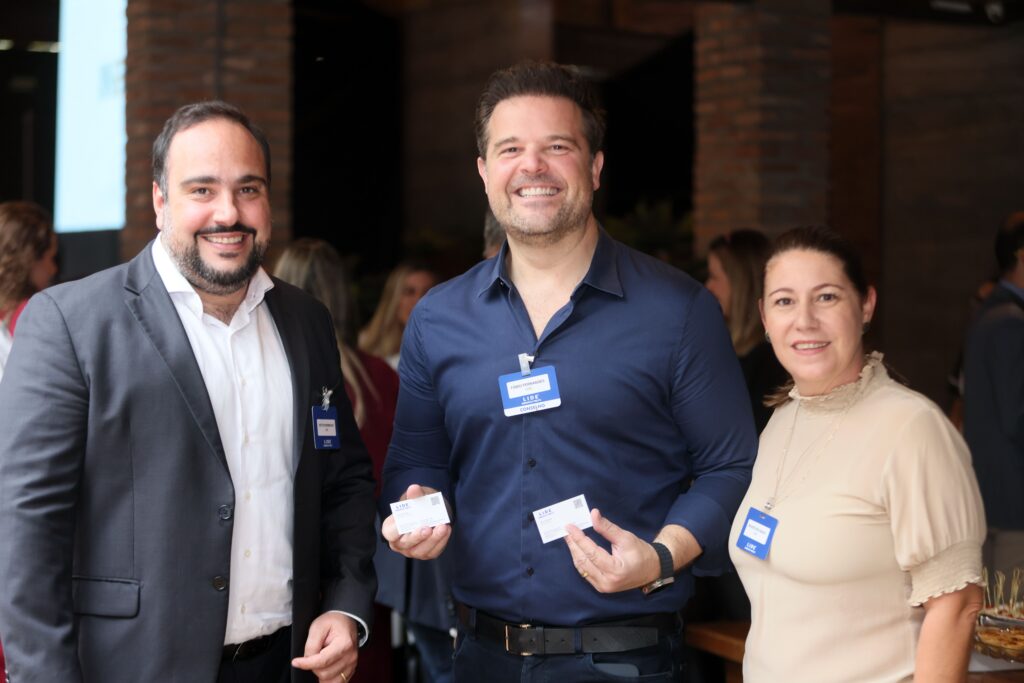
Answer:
[
  {"left": 518, "top": 353, "right": 535, "bottom": 376},
  {"left": 320, "top": 386, "right": 333, "bottom": 411}
]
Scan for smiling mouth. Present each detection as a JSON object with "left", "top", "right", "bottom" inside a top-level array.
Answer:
[
  {"left": 793, "top": 342, "right": 828, "bottom": 350},
  {"left": 515, "top": 187, "right": 559, "bottom": 197},
  {"left": 203, "top": 234, "right": 247, "bottom": 245}
]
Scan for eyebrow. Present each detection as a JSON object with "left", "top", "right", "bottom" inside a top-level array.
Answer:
[
  {"left": 179, "top": 174, "right": 267, "bottom": 187},
  {"left": 766, "top": 282, "right": 846, "bottom": 297},
  {"left": 490, "top": 134, "right": 578, "bottom": 150}
]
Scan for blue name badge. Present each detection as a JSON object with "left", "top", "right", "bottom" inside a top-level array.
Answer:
[
  {"left": 736, "top": 507, "right": 778, "bottom": 560},
  {"left": 498, "top": 366, "right": 561, "bottom": 417},
  {"left": 311, "top": 406, "right": 340, "bottom": 450}
]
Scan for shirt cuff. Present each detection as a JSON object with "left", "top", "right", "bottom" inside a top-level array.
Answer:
[
  {"left": 328, "top": 610, "right": 370, "bottom": 647},
  {"left": 908, "top": 540, "right": 983, "bottom": 606}
]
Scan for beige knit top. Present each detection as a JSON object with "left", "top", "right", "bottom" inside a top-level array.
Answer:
[{"left": 729, "top": 354, "right": 986, "bottom": 683}]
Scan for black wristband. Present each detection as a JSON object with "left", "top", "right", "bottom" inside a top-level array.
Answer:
[
  {"left": 641, "top": 542, "right": 676, "bottom": 595},
  {"left": 652, "top": 541, "right": 674, "bottom": 580}
]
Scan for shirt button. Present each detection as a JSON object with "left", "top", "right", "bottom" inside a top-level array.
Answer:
[
  {"left": 244, "top": 549, "right": 251, "bottom": 559},
  {"left": 245, "top": 491, "right": 252, "bottom": 501},
  {"left": 243, "top": 434, "right": 250, "bottom": 445},
  {"left": 218, "top": 504, "right": 233, "bottom": 520},
  {"left": 526, "top": 567, "right": 534, "bottom": 577},
  {"left": 241, "top": 603, "right": 247, "bottom": 614},
  {"left": 240, "top": 378, "right": 247, "bottom": 387},
  {"left": 524, "top": 514, "right": 532, "bottom": 528},
  {"left": 527, "top": 458, "right": 537, "bottom": 468},
  {"left": 212, "top": 576, "right": 228, "bottom": 591}
]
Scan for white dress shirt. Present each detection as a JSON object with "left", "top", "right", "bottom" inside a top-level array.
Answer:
[{"left": 152, "top": 238, "right": 295, "bottom": 645}]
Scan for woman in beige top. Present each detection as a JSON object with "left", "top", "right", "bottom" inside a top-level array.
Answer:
[{"left": 729, "top": 226, "right": 985, "bottom": 682}]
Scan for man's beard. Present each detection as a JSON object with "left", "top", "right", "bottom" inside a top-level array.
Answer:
[
  {"left": 165, "top": 224, "right": 267, "bottom": 296},
  {"left": 495, "top": 177, "right": 592, "bottom": 247}
]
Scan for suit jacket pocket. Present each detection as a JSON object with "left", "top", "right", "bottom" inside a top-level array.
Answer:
[{"left": 72, "top": 576, "right": 140, "bottom": 617}]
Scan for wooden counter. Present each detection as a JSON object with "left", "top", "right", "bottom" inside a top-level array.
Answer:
[{"left": 684, "top": 620, "right": 1024, "bottom": 683}]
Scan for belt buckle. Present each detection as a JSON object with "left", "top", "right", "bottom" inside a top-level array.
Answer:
[{"left": 504, "top": 623, "right": 536, "bottom": 657}]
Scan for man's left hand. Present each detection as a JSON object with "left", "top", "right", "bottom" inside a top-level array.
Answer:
[
  {"left": 564, "top": 508, "right": 661, "bottom": 593},
  {"left": 291, "top": 612, "right": 359, "bottom": 682}
]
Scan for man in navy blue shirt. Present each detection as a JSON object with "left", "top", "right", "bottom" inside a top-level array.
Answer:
[{"left": 382, "top": 62, "right": 756, "bottom": 681}]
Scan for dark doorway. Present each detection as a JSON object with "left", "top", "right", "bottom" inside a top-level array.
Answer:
[
  {"left": 292, "top": 0, "right": 403, "bottom": 278},
  {"left": 600, "top": 33, "right": 696, "bottom": 268}
]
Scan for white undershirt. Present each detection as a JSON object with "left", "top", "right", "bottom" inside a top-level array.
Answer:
[{"left": 152, "top": 238, "right": 295, "bottom": 645}]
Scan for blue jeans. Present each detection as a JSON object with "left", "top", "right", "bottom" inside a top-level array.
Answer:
[{"left": 452, "top": 621, "right": 685, "bottom": 682}]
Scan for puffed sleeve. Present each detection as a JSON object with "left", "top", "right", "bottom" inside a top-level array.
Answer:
[{"left": 881, "top": 403, "right": 986, "bottom": 606}]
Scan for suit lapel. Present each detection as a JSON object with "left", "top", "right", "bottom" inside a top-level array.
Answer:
[
  {"left": 123, "top": 244, "right": 229, "bottom": 472},
  {"left": 265, "top": 283, "right": 310, "bottom": 471}
]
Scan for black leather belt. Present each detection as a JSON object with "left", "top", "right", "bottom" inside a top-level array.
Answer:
[
  {"left": 223, "top": 627, "right": 286, "bottom": 662},
  {"left": 457, "top": 604, "right": 677, "bottom": 657}
]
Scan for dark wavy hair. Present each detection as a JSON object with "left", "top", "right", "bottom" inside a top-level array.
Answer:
[
  {"left": 152, "top": 100, "right": 271, "bottom": 195},
  {"left": 475, "top": 61, "right": 606, "bottom": 159},
  {"left": 768, "top": 225, "right": 870, "bottom": 300},
  {"left": 0, "top": 201, "right": 54, "bottom": 313}
]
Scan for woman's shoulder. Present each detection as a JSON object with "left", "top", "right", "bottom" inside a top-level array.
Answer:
[{"left": 866, "top": 372, "right": 945, "bottom": 422}]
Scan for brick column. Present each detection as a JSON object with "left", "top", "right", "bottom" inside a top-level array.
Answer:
[
  {"left": 693, "top": 0, "right": 831, "bottom": 252},
  {"left": 124, "top": 0, "right": 292, "bottom": 262}
]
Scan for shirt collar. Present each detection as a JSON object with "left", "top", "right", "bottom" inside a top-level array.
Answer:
[
  {"left": 476, "top": 225, "right": 624, "bottom": 299},
  {"left": 151, "top": 236, "right": 274, "bottom": 320},
  {"left": 999, "top": 278, "right": 1024, "bottom": 304}
]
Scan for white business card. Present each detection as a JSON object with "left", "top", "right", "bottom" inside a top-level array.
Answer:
[
  {"left": 390, "top": 492, "right": 451, "bottom": 535},
  {"left": 533, "top": 494, "right": 593, "bottom": 544}
]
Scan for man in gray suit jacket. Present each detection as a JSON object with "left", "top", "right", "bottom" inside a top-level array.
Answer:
[{"left": 0, "top": 102, "right": 377, "bottom": 683}]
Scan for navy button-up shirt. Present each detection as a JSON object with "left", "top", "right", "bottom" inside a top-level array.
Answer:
[{"left": 382, "top": 228, "right": 757, "bottom": 625}]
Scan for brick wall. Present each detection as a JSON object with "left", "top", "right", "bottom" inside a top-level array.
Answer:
[
  {"left": 124, "top": 0, "right": 292, "bottom": 262},
  {"left": 693, "top": 0, "right": 831, "bottom": 252},
  {"left": 829, "top": 16, "right": 883, "bottom": 290},
  {"left": 880, "top": 20, "right": 1024, "bottom": 404}
]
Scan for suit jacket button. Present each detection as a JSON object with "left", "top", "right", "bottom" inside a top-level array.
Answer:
[
  {"left": 212, "top": 576, "right": 228, "bottom": 591},
  {"left": 218, "top": 504, "right": 233, "bottom": 520}
]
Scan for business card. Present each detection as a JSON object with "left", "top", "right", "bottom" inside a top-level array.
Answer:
[
  {"left": 390, "top": 492, "right": 451, "bottom": 535},
  {"left": 533, "top": 494, "right": 593, "bottom": 544}
]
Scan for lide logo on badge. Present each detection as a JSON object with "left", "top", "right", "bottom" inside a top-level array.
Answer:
[{"left": 498, "top": 366, "right": 561, "bottom": 417}]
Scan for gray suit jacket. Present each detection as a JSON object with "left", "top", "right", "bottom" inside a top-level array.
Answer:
[
  {"left": 0, "top": 244, "right": 377, "bottom": 682},
  {"left": 964, "top": 283, "right": 1024, "bottom": 530}
]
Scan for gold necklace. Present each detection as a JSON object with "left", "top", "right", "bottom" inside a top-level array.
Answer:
[{"left": 764, "top": 391, "right": 859, "bottom": 512}]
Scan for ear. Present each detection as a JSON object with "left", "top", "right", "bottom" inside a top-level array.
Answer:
[
  {"left": 153, "top": 181, "right": 166, "bottom": 231},
  {"left": 591, "top": 150, "right": 605, "bottom": 191},
  {"left": 862, "top": 285, "right": 878, "bottom": 325},
  {"left": 477, "top": 157, "right": 488, "bottom": 193}
]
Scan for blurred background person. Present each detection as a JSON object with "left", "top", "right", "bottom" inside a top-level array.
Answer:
[
  {"left": 946, "top": 278, "right": 998, "bottom": 432},
  {"left": 283, "top": 245, "right": 454, "bottom": 682},
  {"left": 688, "top": 229, "right": 786, "bottom": 683},
  {"left": 481, "top": 208, "right": 504, "bottom": 260},
  {"left": 0, "top": 200, "right": 58, "bottom": 382},
  {"left": 964, "top": 211, "right": 1024, "bottom": 576},
  {"left": 705, "top": 229, "right": 787, "bottom": 433},
  {"left": 730, "top": 226, "right": 984, "bottom": 682},
  {"left": 274, "top": 238, "right": 400, "bottom": 683},
  {"left": 359, "top": 262, "right": 438, "bottom": 369}
]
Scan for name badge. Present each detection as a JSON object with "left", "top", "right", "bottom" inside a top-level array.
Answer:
[
  {"left": 498, "top": 365, "right": 561, "bottom": 417},
  {"left": 311, "top": 406, "right": 339, "bottom": 450},
  {"left": 736, "top": 507, "right": 778, "bottom": 560},
  {"left": 533, "top": 494, "right": 593, "bottom": 544}
]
